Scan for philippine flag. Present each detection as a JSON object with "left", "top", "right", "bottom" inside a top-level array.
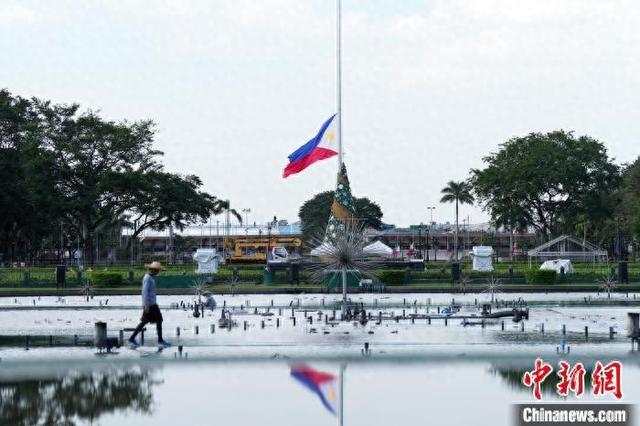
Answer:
[
  {"left": 290, "top": 364, "right": 338, "bottom": 415},
  {"left": 283, "top": 115, "right": 338, "bottom": 178}
]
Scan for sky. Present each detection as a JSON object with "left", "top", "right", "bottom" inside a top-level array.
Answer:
[{"left": 1, "top": 0, "right": 639, "bottom": 227}]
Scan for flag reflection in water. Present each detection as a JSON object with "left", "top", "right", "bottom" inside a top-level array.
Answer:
[{"left": 290, "top": 364, "right": 338, "bottom": 416}]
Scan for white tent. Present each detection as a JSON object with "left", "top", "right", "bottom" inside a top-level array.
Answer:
[
  {"left": 363, "top": 240, "right": 393, "bottom": 257},
  {"left": 470, "top": 246, "right": 494, "bottom": 271},
  {"left": 310, "top": 242, "right": 334, "bottom": 257},
  {"left": 540, "top": 259, "right": 573, "bottom": 274},
  {"left": 193, "top": 248, "right": 220, "bottom": 274}
]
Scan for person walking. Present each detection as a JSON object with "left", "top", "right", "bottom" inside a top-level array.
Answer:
[{"left": 128, "top": 261, "right": 171, "bottom": 348}]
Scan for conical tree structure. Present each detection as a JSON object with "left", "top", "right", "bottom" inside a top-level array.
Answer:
[{"left": 325, "top": 163, "right": 356, "bottom": 242}]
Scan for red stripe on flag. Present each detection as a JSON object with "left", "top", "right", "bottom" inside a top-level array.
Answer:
[{"left": 283, "top": 147, "right": 337, "bottom": 178}]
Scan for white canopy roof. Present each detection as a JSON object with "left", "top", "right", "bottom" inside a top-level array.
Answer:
[
  {"left": 192, "top": 248, "right": 218, "bottom": 263},
  {"left": 310, "top": 242, "right": 334, "bottom": 257},
  {"left": 471, "top": 246, "right": 494, "bottom": 257},
  {"left": 310, "top": 240, "right": 393, "bottom": 257},
  {"left": 363, "top": 240, "right": 393, "bottom": 256}
]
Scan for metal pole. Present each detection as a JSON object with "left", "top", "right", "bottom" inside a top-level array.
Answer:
[
  {"left": 341, "top": 266, "right": 347, "bottom": 315},
  {"left": 338, "top": 363, "right": 345, "bottom": 426},
  {"left": 267, "top": 224, "right": 272, "bottom": 266},
  {"left": 60, "top": 221, "right": 64, "bottom": 264},
  {"left": 336, "top": 0, "right": 343, "bottom": 169}
]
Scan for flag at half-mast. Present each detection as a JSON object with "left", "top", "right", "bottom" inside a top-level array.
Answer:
[{"left": 283, "top": 115, "right": 337, "bottom": 178}]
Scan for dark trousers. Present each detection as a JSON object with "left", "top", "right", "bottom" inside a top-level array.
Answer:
[{"left": 130, "top": 304, "right": 163, "bottom": 343}]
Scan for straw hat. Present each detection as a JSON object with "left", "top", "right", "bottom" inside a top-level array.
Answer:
[{"left": 145, "top": 261, "right": 165, "bottom": 271}]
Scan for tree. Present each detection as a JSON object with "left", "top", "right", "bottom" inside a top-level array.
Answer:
[
  {"left": 0, "top": 90, "right": 65, "bottom": 262},
  {"left": 0, "top": 89, "right": 235, "bottom": 265},
  {"left": 620, "top": 157, "right": 640, "bottom": 242},
  {"left": 472, "top": 131, "right": 620, "bottom": 239},
  {"left": 298, "top": 191, "right": 383, "bottom": 243},
  {"left": 45, "top": 109, "right": 163, "bottom": 265},
  {"left": 491, "top": 203, "right": 530, "bottom": 261},
  {"left": 440, "top": 180, "right": 474, "bottom": 261},
  {"left": 0, "top": 369, "right": 156, "bottom": 425},
  {"left": 124, "top": 171, "right": 241, "bottom": 262}
]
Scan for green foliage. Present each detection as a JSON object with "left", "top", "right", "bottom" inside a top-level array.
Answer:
[
  {"left": 440, "top": 180, "right": 474, "bottom": 259},
  {"left": 472, "top": 131, "right": 620, "bottom": 238},
  {"left": 127, "top": 175, "right": 242, "bottom": 256},
  {"left": 298, "top": 190, "right": 383, "bottom": 243},
  {"left": 525, "top": 269, "right": 558, "bottom": 284},
  {"left": 378, "top": 270, "right": 405, "bottom": 285},
  {"left": 440, "top": 180, "right": 474, "bottom": 205},
  {"left": 621, "top": 157, "right": 640, "bottom": 241},
  {"left": 92, "top": 272, "right": 124, "bottom": 287},
  {"left": 0, "top": 89, "right": 230, "bottom": 265}
]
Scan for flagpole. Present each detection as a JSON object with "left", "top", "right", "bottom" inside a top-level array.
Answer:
[
  {"left": 338, "top": 363, "right": 345, "bottom": 426},
  {"left": 336, "top": 0, "right": 343, "bottom": 169}
]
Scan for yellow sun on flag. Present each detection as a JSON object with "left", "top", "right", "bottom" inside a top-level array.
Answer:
[
  {"left": 326, "top": 386, "right": 337, "bottom": 402},
  {"left": 325, "top": 130, "right": 335, "bottom": 143}
]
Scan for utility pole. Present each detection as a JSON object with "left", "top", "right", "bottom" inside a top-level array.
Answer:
[
  {"left": 426, "top": 206, "right": 435, "bottom": 262},
  {"left": 267, "top": 222, "right": 272, "bottom": 266},
  {"left": 419, "top": 222, "right": 423, "bottom": 260},
  {"left": 242, "top": 208, "right": 251, "bottom": 231},
  {"left": 427, "top": 206, "right": 435, "bottom": 225}
]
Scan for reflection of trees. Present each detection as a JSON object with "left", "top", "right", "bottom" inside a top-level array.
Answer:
[
  {"left": 491, "top": 366, "right": 593, "bottom": 400},
  {"left": 0, "top": 368, "right": 157, "bottom": 426}
]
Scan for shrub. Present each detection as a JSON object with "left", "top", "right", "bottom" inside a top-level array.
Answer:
[
  {"left": 378, "top": 270, "right": 405, "bottom": 285},
  {"left": 92, "top": 272, "right": 124, "bottom": 287},
  {"left": 525, "top": 269, "right": 557, "bottom": 284}
]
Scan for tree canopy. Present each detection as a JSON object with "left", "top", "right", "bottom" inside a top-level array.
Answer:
[
  {"left": 620, "top": 157, "right": 640, "bottom": 241},
  {"left": 298, "top": 191, "right": 383, "bottom": 243},
  {"left": 471, "top": 130, "right": 620, "bottom": 239},
  {"left": 0, "top": 89, "right": 231, "bottom": 264}
]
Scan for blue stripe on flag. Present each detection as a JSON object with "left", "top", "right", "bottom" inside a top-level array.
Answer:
[{"left": 287, "top": 115, "right": 336, "bottom": 162}]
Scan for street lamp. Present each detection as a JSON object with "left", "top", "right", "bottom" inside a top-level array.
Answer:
[
  {"left": 242, "top": 208, "right": 252, "bottom": 228},
  {"left": 419, "top": 222, "right": 424, "bottom": 260},
  {"left": 426, "top": 206, "right": 436, "bottom": 225},
  {"left": 266, "top": 222, "right": 272, "bottom": 266},
  {"left": 426, "top": 207, "right": 435, "bottom": 262}
]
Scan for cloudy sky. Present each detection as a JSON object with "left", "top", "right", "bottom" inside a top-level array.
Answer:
[{"left": 2, "top": 0, "right": 639, "bottom": 227}]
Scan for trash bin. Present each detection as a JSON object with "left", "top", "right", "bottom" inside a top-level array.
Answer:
[
  {"left": 290, "top": 264, "right": 300, "bottom": 284},
  {"left": 56, "top": 265, "right": 66, "bottom": 287},
  {"left": 451, "top": 262, "right": 461, "bottom": 282},
  {"left": 619, "top": 261, "right": 629, "bottom": 284},
  {"left": 404, "top": 267, "right": 411, "bottom": 283},
  {"left": 94, "top": 321, "right": 107, "bottom": 349},
  {"left": 263, "top": 268, "right": 274, "bottom": 285}
]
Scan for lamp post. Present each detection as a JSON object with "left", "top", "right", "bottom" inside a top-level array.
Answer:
[
  {"left": 242, "top": 208, "right": 251, "bottom": 230},
  {"left": 419, "top": 222, "right": 424, "bottom": 260},
  {"left": 427, "top": 206, "right": 435, "bottom": 225},
  {"left": 130, "top": 220, "right": 137, "bottom": 267},
  {"left": 216, "top": 220, "right": 220, "bottom": 251},
  {"left": 266, "top": 222, "right": 272, "bottom": 266},
  {"left": 426, "top": 206, "right": 435, "bottom": 262},
  {"left": 426, "top": 226, "right": 430, "bottom": 262}
]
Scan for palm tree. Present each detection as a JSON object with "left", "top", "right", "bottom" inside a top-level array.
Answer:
[
  {"left": 215, "top": 199, "right": 242, "bottom": 224},
  {"left": 440, "top": 180, "right": 474, "bottom": 261}
]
